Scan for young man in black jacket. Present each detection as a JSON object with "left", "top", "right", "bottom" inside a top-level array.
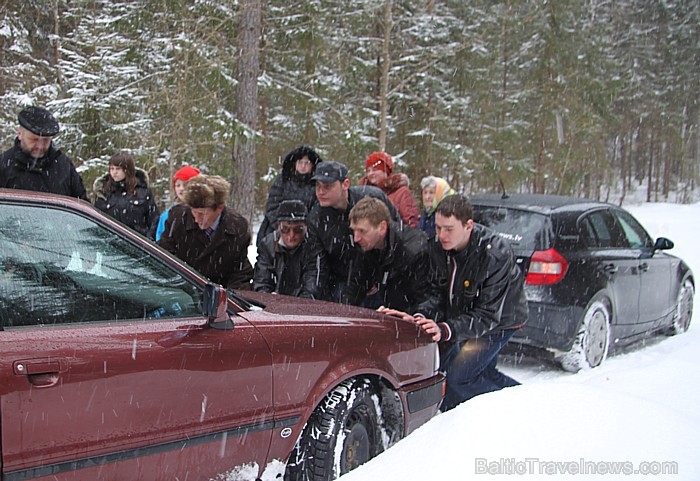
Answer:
[
  {"left": 380, "top": 194, "right": 528, "bottom": 411},
  {"left": 343, "top": 196, "right": 429, "bottom": 312},
  {"left": 0, "top": 106, "right": 88, "bottom": 200}
]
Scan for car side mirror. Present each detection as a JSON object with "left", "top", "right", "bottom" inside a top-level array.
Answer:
[
  {"left": 203, "top": 283, "right": 233, "bottom": 329},
  {"left": 653, "top": 237, "right": 674, "bottom": 251}
]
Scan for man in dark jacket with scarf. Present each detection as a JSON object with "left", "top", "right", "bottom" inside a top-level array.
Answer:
[
  {"left": 158, "top": 174, "right": 253, "bottom": 290},
  {"left": 300, "top": 161, "right": 400, "bottom": 301},
  {"left": 343, "top": 196, "right": 429, "bottom": 312},
  {"left": 0, "top": 106, "right": 88, "bottom": 200},
  {"left": 253, "top": 200, "right": 308, "bottom": 296},
  {"left": 380, "top": 194, "right": 528, "bottom": 411}
]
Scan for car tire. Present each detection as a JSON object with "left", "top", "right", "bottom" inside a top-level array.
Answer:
[
  {"left": 284, "top": 378, "right": 387, "bottom": 481},
  {"left": 668, "top": 279, "right": 694, "bottom": 335},
  {"left": 560, "top": 300, "right": 611, "bottom": 373}
]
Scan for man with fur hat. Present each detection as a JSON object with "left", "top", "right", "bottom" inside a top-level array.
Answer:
[
  {"left": 158, "top": 174, "right": 253, "bottom": 290},
  {"left": 361, "top": 151, "right": 419, "bottom": 227},
  {"left": 253, "top": 199, "right": 309, "bottom": 296},
  {"left": 300, "top": 160, "right": 400, "bottom": 301},
  {"left": 0, "top": 106, "right": 88, "bottom": 200}
]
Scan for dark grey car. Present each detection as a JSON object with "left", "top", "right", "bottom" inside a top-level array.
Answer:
[{"left": 470, "top": 194, "right": 694, "bottom": 372}]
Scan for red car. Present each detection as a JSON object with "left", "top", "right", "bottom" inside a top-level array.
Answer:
[{"left": 0, "top": 189, "right": 443, "bottom": 481}]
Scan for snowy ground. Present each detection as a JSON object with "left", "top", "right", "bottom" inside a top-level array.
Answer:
[{"left": 330, "top": 201, "right": 700, "bottom": 481}]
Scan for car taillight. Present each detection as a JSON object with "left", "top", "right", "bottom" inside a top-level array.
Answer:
[{"left": 525, "top": 248, "right": 568, "bottom": 285}]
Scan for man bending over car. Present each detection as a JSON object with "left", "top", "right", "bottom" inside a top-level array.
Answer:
[{"left": 379, "top": 194, "right": 528, "bottom": 411}]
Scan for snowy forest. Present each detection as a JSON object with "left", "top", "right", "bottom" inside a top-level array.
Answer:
[{"left": 1, "top": 0, "right": 698, "bottom": 219}]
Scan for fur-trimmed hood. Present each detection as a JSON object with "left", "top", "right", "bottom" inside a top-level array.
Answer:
[
  {"left": 359, "top": 172, "right": 408, "bottom": 195},
  {"left": 93, "top": 168, "right": 150, "bottom": 201},
  {"left": 281, "top": 145, "right": 323, "bottom": 181}
]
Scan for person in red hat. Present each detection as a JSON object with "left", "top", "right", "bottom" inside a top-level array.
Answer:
[
  {"left": 155, "top": 165, "right": 201, "bottom": 241},
  {"left": 360, "top": 151, "right": 420, "bottom": 227}
]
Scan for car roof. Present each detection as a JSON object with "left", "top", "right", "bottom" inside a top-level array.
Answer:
[
  {"left": 469, "top": 193, "right": 614, "bottom": 215},
  {"left": 0, "top": 188, "right": 88, "bottom": 207}
]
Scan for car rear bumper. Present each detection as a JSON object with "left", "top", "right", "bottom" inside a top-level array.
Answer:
[
  {"left": 399, "top": 373, "right": 445, "bottom": 434},
  {"left": 512, "top": 302, "right": 583, "bottom": 352}
]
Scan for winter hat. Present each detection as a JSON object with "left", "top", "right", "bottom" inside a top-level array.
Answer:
[
  {"left": 184, "top": 175, "right": 230, "bottom": 208},
  {"left": 365, "top": 151, "right": 394, "bottom": 174},
  {"left": 277, "top": 200, "right": 307, "bottom": 222},
  {"left": 18, "top": 106, "right": 60, "bottom": 137},
  {"left": 311, "top": 161, "right": 349, "bottom": 183},
  {"left": 173, "top": 165, "right": 201, "bottom": 185}
]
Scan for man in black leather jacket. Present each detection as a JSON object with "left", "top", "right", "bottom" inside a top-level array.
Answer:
[
  {"left": 343, "top": 196, "right": 429, "bottom": 312},
  {"left": 0, "top": 106, "right": 87, "bottom": 200},
  {"left": 380, "top": 194, "right": 528, "bottom": 411}
]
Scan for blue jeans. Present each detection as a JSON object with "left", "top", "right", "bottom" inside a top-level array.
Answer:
[{"left": 440, "top": 329, "right": 519, "bottom": 411}]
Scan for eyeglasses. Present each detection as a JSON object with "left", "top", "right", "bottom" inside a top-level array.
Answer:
[{"left": 280, "top": 225, "right": 306, "bottom": 235}]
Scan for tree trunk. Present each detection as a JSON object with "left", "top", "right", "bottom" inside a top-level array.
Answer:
[
  {"left": 231, "top": 0, "right": 262, "bottom": 222},
  {"left": 619, "top": 134, "right": 626, "bottom": 204},
  {"left": 646, "top": 124, "right": 654, "bottom": 203},
  {"left": 53, "top": 0, "right": 63, "bottom": 95},
  {"left": 377, "top": 0, "right": 392, "bottom": 151}
]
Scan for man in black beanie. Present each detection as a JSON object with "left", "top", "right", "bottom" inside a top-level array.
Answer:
[
  {"left": 0, "top": 106, "right": 88, "bottom": 200},
  {"left": 253, "top": 199, "right": 309, "bottom": 296}
]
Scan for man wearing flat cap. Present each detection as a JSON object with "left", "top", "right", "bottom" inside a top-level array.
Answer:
[
  {"left": 253, "top": 199, "right": 310, "bottom": 296},
  {"left": 0, "top": 106, "right": 88, "bottom": 200},
  {"left": 299, "top": 160, "right": 401, "bottom": 301}
]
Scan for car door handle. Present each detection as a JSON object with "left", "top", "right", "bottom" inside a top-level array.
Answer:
[
  {"left": 639, "top": 262, "right": 649, "bottom": 272},
  {"left": 598, "top": 263, "right": 618, "bottom": 274},
  {"left": 14, "top": 359, "right": 68, "bottom": 388}
]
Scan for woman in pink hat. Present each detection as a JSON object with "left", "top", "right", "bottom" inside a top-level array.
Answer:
[{"left": 360, "top": 151, "right": 419, "bottom": 227}]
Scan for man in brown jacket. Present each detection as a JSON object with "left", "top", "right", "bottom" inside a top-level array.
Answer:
[{"left": 158, "top": 174, "right": 253, "bottom": 290}]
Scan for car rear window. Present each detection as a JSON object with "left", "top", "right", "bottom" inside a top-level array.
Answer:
[{"left": 472, "top": 206, "right": 547, "bottom": 250}]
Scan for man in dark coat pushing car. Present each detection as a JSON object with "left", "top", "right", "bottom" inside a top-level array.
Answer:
[
  {"left": 343, "top": 196, "right": 429, "bottom": 312},
  {"left": 380, "top": 194, "right": 528, "bottom": 411}
]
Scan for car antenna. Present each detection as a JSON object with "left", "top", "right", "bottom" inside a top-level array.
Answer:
[{"left": 499, "top": 178, "right": 509, "bottom": 199}]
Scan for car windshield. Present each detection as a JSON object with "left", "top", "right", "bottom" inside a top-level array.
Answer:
[{"left": 473, "top": 206, "right": 547, "bottom": 250}]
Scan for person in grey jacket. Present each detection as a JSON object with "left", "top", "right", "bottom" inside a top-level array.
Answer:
[
  {"left": 380, "top": 194, "right": 528, "bottom": 411},
  {"left": 253, "top": 200, "right": 308, "bottom": 296}
]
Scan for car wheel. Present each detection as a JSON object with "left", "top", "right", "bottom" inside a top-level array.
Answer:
[
  {"left": 285, "top": 378, "right": 387, "bottom": 481},
  {"left": 560, "top": 300, "right": 611, "bottom": 373},
  {"left": 668, "top": 279, "right": 694, "bottom": 335}
]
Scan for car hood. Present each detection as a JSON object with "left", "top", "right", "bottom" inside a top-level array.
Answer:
[{"left": 236, "top": 290, "right": 388, "bottom": 322}]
